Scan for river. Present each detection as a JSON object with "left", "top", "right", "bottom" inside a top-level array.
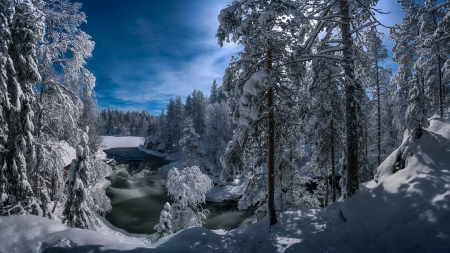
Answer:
[{"left": 103, "top": 147, "right": 256, "bottom": 234}]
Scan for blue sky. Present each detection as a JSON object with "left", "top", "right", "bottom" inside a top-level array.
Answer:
[{"left": 79, "top": 0, "right": 404, "bottom": 115}]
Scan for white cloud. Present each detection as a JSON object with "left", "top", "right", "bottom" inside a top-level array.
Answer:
[
  {"left": 97, "top": 0, "right": 403, "bottom": 113},
  {"left": 97, "top": 0, "right": 241, "bottom": 114}
]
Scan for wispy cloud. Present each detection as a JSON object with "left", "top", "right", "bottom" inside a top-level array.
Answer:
[
  {"left": 94, "top": 0, "right": 241, "bottom": 114},
  {"left": 92, "top": 0, "right": 403, "bottom": 114}
]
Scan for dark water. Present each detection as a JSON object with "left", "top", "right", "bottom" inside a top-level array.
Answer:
[{"left": 103, "top": 147, "right": 255, "bottom": 235}]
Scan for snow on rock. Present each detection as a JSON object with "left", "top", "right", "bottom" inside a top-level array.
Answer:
[{"left": 102, "top": 136, "right": 143, "bottom": 150}]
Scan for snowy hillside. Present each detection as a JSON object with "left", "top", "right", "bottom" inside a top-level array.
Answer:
[{"left": 1, "top": 111, "right": 450, "bottom": 252}]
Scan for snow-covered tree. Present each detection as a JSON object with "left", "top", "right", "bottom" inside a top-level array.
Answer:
[
  {"left": 217, "top": 0, "right": 301, "bottom": 225},
  {"left": 0, "top": 0, "right": 45, "bottom": 215},
  {"left": 191, "top": 90, "right": 207, "bottom": 135},
  {"left": 203, "top": 102, "right": 232, "bottom": 174},
  {"left": 307, "top": 44, "right": 345, "bottom": 204},
  {"left": 419, "top": 0, "right": 448, "bottom": 117},
  {"left": 179, "top": 118, "right": 203, "bottom": 168},
  {"left": 152, "top": 202, "right": 173, "bottom": 242},
  {"left": 364, "top": 27, "right": 389, "bottom": 167},
  {"left": 166, "top": 166, "right": 213, "bottom": 232},
  {"left": 85, "top": 158, "right": 112, "bottom": 216},
  {"left": 389, "top": 0, "right": 421, "bottom": 139},
  {"left": 209, "top": 79, "right": 219, "bottom": 104},
  {"left": 35, "top": 0, "right": 94, "bottom": 146},
  {"left": 79, "top": 87, "right": 103, "bottom": 152},
  {"left": 406, "top": 73, "right": 430, "bottom": 139},
  {"left": 63, "top": 127, "right": 95, "bottom": 229}
]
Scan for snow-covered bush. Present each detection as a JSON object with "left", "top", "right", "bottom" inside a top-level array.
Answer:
[
  {"left": 166, "top": 166, "right": 213, "bottom": 232},
  {"left": 152, "top": 202, "right": 173, "bottom": 242}
]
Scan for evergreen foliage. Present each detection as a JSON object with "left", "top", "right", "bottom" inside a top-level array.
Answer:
[{"left": 63, "top": 128, "right": 95, "bottom": 229}]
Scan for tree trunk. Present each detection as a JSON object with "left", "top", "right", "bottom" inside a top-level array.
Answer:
[
  {"left": 377, "top": 61, "right": 381, "bottom": 166},
  {"left": 268, "top": 49, "right": 277, "bottom": 226},
  {"left": 331, "top": 118, "right": 336, "bottom": 202},
  {"left": 325, "top": 167, "right": 329, "bottom": 207},
  {"left": 438, "top": 45, "right": 444, "bottom": 118},
  {"left": 340, "top": 0, "right": 359, "bottom": 198}
]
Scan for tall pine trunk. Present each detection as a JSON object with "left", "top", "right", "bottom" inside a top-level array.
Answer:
[
  {"left": 377, "top": 62, "right": 381, "bottom": 166},
  {"left": 268, "top": 49, "right": 277, "bottom": 226},
  {"left": 433, "top": 13, "right": 444, "bottom": 118},
  {"left": 340, "top": 0, "right": 359, "bottom": 198},
  {"left": 331, "top": 119, "right": 336, "bottom": 202},
  {"left": 325, "top": 167, "right": 329, "bottom": 207}
]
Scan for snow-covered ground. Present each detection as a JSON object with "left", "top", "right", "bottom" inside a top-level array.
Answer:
[{"left": 3, "top": 114, "right": 450, "bottom": 252}]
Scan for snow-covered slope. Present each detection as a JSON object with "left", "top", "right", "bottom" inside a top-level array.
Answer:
[{"left": 1, "top": 111, "right": 450, "bottom": 252}]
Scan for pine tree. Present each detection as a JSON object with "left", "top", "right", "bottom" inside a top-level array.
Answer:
[
  {"left": 390, "top": 0, "right": 421, "bottom": 139},
  {"left": 419, "top": 0, "right": 447, "bottom": 117},
  {"left": 191, "top": 90, "right": 206, "bottom": 135},
  {"left": 174, "top": 96, "right": 185, "bottom": 143},
  {"left": 364, "top": 27, "right": 389, "bottom": 167},
  {"left": 308, "top": 43, "right": 345, "bottom": 204},
  {"left": 217, "top": 0, "right": 300, "bottom": 225},
  {"left": 406, "top": 73, "right": 430, "bottom": 139},
  {"left": 209, "top": 80, "right": 219, "bottom": 104}
]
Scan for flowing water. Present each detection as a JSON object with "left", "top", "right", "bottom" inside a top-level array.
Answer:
[{"left": 103, "top": 147, "right": 256, "bottom": 234}]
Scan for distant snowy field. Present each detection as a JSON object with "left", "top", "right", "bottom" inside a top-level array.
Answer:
[
  {"left": 102, "top": 136, "right": 143, "bottom": 149},
  {"left": 59, "top": 136, "right": 144, "bottom": 165}
]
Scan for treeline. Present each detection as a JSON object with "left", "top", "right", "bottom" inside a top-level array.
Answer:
[
  {"left": 144, "top": 81, "right": 233, "bottom": 174},
  {"left": 99, "top": 109, "right": 154, "bottom": 136}
]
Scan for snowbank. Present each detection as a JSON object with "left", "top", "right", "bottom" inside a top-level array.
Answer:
[
  {"left": 0, "top": 215, "right": 146, "bottom": 253},
  {"left": 102, "top": 136, "right": 143, "bottom": 150}
]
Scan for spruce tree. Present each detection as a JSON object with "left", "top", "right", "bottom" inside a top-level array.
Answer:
[
  {"left": 63, "top": 127, "right": 95, "bottom": 229},
  {"left": 179, "top": 118, "right": 203, "bottom": 168},
  {"left": 0, "top": 0, "right": 45, "bottom": 215}
]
